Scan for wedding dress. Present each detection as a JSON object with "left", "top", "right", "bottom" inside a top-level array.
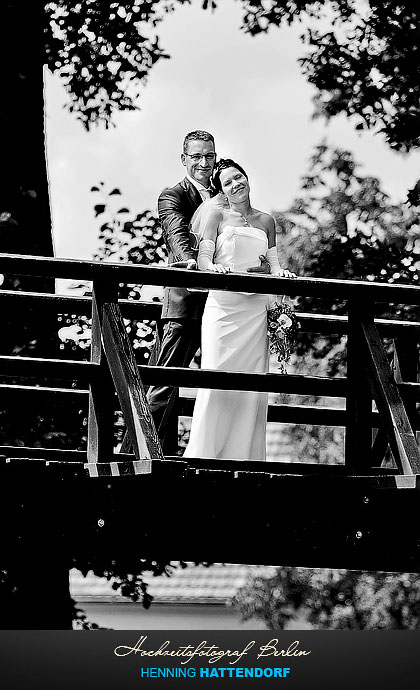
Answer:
[{"left": 183, "top": 224, "right": 270, "bottom": 461}]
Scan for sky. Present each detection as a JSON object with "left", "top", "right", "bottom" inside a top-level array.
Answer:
[{"left": 45, "top": 0, "right": 420, "bottom": 261}]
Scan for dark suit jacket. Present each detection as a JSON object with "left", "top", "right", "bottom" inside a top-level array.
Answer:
[{"left": 158, "top": 177, "right": 209, "bottom": 320}]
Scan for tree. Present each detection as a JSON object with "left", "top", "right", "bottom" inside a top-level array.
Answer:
[
  {"left": 3, "top": 1, "right": 419, "bottom": 273},
  {"left": 233, "top": 566, "right": 420, "bottom": 629},
  {"left": 1, "top": 2, "right": 54, "bottom": 290},
  {"left": 1, "top": 0, "right": 189, "bottom": 289},
  {"left": 231, "top": 142, "right": 420, "bottom": 628},
  {"left": 60, "top": 186, "right": 174, "bottom": 626},
  {"left": 278, "top": 140, "right": 419, "bottom": 355},
  {"left": 60, "top": 181, "right": 166, "bottom": 360},
  {"left": 44, "top": 1, "right": 420, "bottom": 153},
  {"left": 238, "top": 1, "right": 420, "bottom": 152},
  {"left": 44, "top": 0, "right": 191, "bottom": 129},
  {"left": 0, "top": 180, "right": 204, "bottom": 628},
  {"left": 271, "top": 141, "right": 419, "bottom": 464}
]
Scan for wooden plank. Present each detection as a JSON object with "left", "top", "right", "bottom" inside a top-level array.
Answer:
[
  {"left": 178, "top": 397, "right": 382, "bottom": 427},
  {"left": 0, "top": 445, "right": 137, "bottom": 463},
  {"left": 0, "top": 290, "right": 93, "bottom": 315},
  {"left": 0, "top": 358, "right": 417, "bottom": 402},
  {"left": 361, "top": 318, "right": 420, "bottom": 474},
  {"left": 0, "top": 383, "right": 88, "bottom": 397},
  {"left": 2, "top": 289, "right": 419, "bottom": 336},
  {"left": 4, "top": 457, "right": 420, "bottom": 589},
  {"left": 375, "top": 334, "right": 420, "bottom": 468},
  {"left": 0, "top": 450, "right": 401, "bottom": 480},
  {"left": 138, "top": 365, "right": 348, "bottom": 397},
  {"left": 119, "top": 319, "right": 163, "bottom": 454},
  {"left": 0, "top": 358, "right": 348, "bottom": 398},
  {"left": 0, "top": 290, "right": 162, "bottom": 320},
  {"left": 87, "top": 283, "right": 117, "bottom": 466},
  {"left": 0, "top": 355, "right": 96, "bottom": 381},
  {"left": 297, "top": 312, "right": 420, "bottom": 337},
  {"left": 394, "top": 334, "right": 418, "bottom": 427},
  {"left": 398, "top": 381, "right": 420, "bottom": 402},
  {"left": 102, "top": 302, "right": 163, "bottom": 467},
  {"left": 369, "top": 428, "right": 391, "bottom": 468},
  {"left": 345, "top": 302, "right": 373, "bottom": 470},
  {"left": 1, "top": 253, "right": 420, "bottom": 305}
]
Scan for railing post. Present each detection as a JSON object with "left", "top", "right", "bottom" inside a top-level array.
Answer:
[
  {"left": 361, "top": 316, "right": 420, "bottom": 474},
  {"left": 372, "top": 333, "right": 419, "bottom": 467},
  {"left": 345, "top": 301, "right": 373, "bottom": 471},
  {"left": 393, "top": 332, "right": 418, "bottom": 429},
  {"left": 87, "top": 280, "right": 118, "bottom": 465}
]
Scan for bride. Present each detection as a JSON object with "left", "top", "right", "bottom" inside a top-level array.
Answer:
[{"left": 183, "top": 158, "right": 296, "bottom": 461}]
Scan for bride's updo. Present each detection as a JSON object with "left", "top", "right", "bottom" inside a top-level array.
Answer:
[{"left": 212, "top": 158, "right": 248, "bottom": 193}]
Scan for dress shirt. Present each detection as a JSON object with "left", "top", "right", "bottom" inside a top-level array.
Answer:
[{"left": 186, "top": 175, "right": 211, "bottom": 201}]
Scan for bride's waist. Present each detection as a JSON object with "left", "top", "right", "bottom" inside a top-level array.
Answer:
[
  {"left": 213, "top": 253, "right": 263, "bottom": 272},
  {"left": 208, "top": 289, "right": 269, "bottom": 301}
]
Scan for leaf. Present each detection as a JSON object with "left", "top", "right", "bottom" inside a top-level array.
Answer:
[
  {"left": 117, "top": 207, "right": 130, "bottom": 213},
  {"left": 90, "top": 186, "right": 100, "bottom": 192},
  {"left": 94, "top": 204, "right": 106, "bottom": 217},
  {"left": 109, "top": 188, "right": 122, "bottom": 195}
]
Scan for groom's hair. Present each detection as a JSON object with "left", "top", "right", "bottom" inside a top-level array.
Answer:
[
  {"left": 183, "top": 130, "right": 215, "bottom": 153},
  {"left": 212, "top": 158, "right": 248, "bottom": 192}
]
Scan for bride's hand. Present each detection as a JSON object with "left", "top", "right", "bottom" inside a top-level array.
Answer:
[
  {"left": 247, "top": 255, "right": 270, "bottom": 274},
  {"left": 276, "top": 267, "right": 297, "bottom": 278},
  {"left": 209, "top": 263, "right": 230, "bottom": 274},
  {"left": 169, "top": 259, "right": 197, "bottom": 270}
]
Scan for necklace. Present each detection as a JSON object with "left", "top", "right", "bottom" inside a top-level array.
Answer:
[{"left": 235, "top": 208, "right": 254, "bottom": 227}]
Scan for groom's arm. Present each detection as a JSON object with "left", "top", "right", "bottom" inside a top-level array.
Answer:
[{"left": 158, "top": 187, "right": 196, "bottom": 263}]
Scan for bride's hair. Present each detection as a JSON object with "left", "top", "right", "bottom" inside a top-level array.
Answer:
[{"left": 212, "top": 158, "right": 248, "bottom": 193}]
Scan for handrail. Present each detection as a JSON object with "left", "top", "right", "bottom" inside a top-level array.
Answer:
[
  {"left": 1, "top": 288, "right": 420, "bottom": 335},
  {"left": 1, "top": 253, "right": 420, "bottom": 304},
  {"left": 1, "top": 357, "right": 418, "bottom": 401},
  {"left": 1, "top": 252, "right": 419, "bottom": 474}
]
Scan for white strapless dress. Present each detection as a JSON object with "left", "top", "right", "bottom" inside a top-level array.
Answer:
[{"left": 184, "top": 225, "right": 270, "bottom": 461}]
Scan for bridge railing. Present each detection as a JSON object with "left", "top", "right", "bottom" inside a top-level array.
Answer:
[{"left": 0, "top": 253, "right": 419, "bottom": 476}]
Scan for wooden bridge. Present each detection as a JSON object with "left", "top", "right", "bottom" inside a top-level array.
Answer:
[{"left": 0, "top": 253, "right": 419, "bottom": 628}]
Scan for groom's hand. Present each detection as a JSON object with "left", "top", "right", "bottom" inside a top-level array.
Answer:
[
  {"left": 247, "top": 255, "right": 271, "bottom": 274},
  {"left": 169, "top": 259, "right": 197, "bottom": 270}
]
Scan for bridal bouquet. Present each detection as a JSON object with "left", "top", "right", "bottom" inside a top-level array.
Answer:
[{"left": 267, "top": 299, "right": 300, "bottom": 373}]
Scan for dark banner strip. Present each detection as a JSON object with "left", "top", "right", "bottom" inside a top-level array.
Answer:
[{"left": 1, "top": 631, "right": 419, "bottom": 689}]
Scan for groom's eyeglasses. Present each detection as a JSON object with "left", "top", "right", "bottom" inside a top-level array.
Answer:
[{"left": 185, "top": 153, "right": 216, "bottom": 163}]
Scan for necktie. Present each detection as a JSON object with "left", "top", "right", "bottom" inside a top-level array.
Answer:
[{"left": 200, "top": 188, "right": 210, "bottom": 201}]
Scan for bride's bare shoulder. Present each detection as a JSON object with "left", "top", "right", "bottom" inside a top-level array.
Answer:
[
  {"left": 254, "top": 210, "right": 275, "bottom": 230},
  {"left": 206, "top": 206, "right": 225, "bottom": 224}
]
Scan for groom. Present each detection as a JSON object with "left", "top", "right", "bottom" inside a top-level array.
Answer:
[{"left": 148, "top": 130, "right": 269, "bottom": 454}]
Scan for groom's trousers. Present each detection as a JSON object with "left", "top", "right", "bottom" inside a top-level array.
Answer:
[{"left": 147, "top": 318, "right": 202, "bottom": 455}]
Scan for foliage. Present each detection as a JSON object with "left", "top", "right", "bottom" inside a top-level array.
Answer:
[
  {"left": 0, "top": 184, "right": 166, "bottom": 452},
  {"left": 63, "top": 186, "right": 174, "bottom": 622},
  {"left": 57, "top": 183, "right": 166, "bottom": 453},
  {"left": 60, "top": 182, "right": 166, "bottom": 362},
  {"left": 46, "top": 0, "right": 180, "bottom": 128},
  {"left": 91, "top": 181, "right": 167, "bottom": 267},
  {"left": 244, "top": 143, "right": 420, "bottom": 616},
  {"left": 44, "top": 0, "right": 196, "bottom": 128},
  {"left": 233, "top": 566, "right": 420, "bottom": 629},
  {"left": 278, "top": 140, "right": 419, "bottom": 337},
  {"left": 237, "top": 1, "right": 420, "bottom": 152},
  {"left": 272, "top": 141, "right": 419, "bottom": 464},
  {"left": 43, "top": 2, "right": 420, "bottom": 155},
  {"left": 72, "top": 600, "right": 108, "bottom": 629}
]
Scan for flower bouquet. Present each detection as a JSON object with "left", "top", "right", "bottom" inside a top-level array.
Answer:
[{"left": 267, "top": 299, "right": 300, "bottom": 373}]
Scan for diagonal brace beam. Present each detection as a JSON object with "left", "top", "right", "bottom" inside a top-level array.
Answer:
[
  {"left": 102, "top": 303, "right": 164, "bottom": 469},
  {"left": 361, "top": 318, "right": 420, "bottom": 475}
]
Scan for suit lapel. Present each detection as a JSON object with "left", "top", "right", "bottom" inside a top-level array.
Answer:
[{"left": 182, "top": 177, "right": 204, "bottom": 210}]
